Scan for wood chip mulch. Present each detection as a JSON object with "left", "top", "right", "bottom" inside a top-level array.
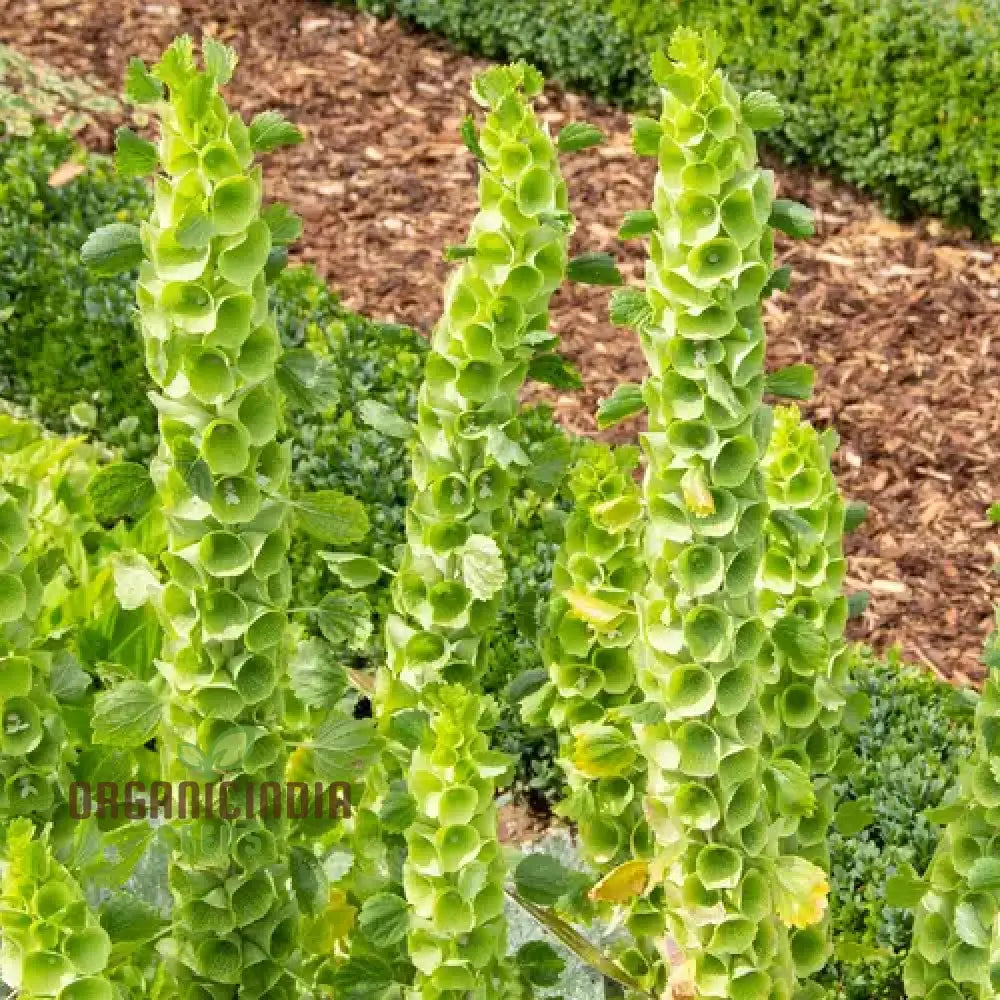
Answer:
[{"left": 5, "top": 0, "right": 1000, "bottom": 684}]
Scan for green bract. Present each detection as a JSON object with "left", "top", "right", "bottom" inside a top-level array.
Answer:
[
  {"left": 372, "top": 62, "right": 574, "bottom": 997},
  {"left": 103, "top": 37, "right": 302, "bottom": 999},
  {"left": 759, "top": 405, "right": 850, "bottom": 984},
  {"left": 904, "top": 613, "right": 1000, "bottom": 1000},
  {"left": 0, "top": 819, "right": 114, "bottom": 999},
  {"left": 618, "top": 31, "right": 827, "bottom": 1000}
]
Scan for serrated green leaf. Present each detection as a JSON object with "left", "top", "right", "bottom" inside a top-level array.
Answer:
[
  {"left": 248, "top": 111, "right": 303, "bottom": 153},
  {"left": 835, "top": 798, "right": 876, "bottom": 835},
  {"left": 311, "top": 716, "right": 380, "bottom": 782},
  {"left": 844, "top": 500, "right": 869, "bottom": 533},
  {"left": 514, "top": 853, "right": 579, "bottom": 906},
  {"left": 316, "top": 591, "right": 373, "bottom": 651},
  {"left": 528, "top": 352, "right": 583, "bottom": 390},
  {"left": 632, "top": 116, "right": 662, "bottom": 156},
  {"left": 290, "top": 846, "right": 329, "bottom": 917},
  {"left": 93, "top": 680, "right": 161, "bottom": 748},
  {"left": 597, "top": 383, "right": 646, "bottom": 429},
  {"left": 968, "top": 857, "right": 1000, "bottom": 891},
  {"left": 358, "top": 400, "right": 413, "bottom": 440},
  {"left": 294, "top": 490, "right": 370, "bottom": 545},
  {"left": 618, "top": 210, "right": 657, "bottom": 240},
  {"left": 262, "top": 202, "right": 303, "bottom": 246},
  {"left": 557, "top": 121, "right": 604, "bottom": 153},
  {"left": 460, "top": 115, "right": 486, "bottom": 162},
  {"left": 114, "top": 126, "right": 158, "bottom": 178},
  {"left": 277, "top": 349, "right": 339, "bottom": 412},
  {"left": 359, "top": 893, "right": 409, "bottom": 947},
  {"left": 203, "top": 36, "right": 238, "bottom": 85},
  {"left": 100, "top": 893, "right": 165, "bottom": 944},
  {"left": 289, "top": 638, "right": 348, "bottom": 710},
  {"left": 770, "top": 199, "right": 815, "bottom": 239},
  {"left": 743, "top": 90, "right": 784, "bottom": 130},
  {"left": 461, "top": 534, "right": 505, "bottom": 601},
  {"left": 567, "top": 252, "right": 623, "bottom": 286},
  {"left": 124, "top": 58, "right": 163, "bottom": 104},
  {"left": 81, "top": 224, "right": 143, "bottom": 276},
  {"left": 88, "top": 462, "right": 156, "bottom": 522},
  {"left": 516, "top": 940, "right": 565, "bottom": 988},
  {"left": 320, "top": 552, "right": 383, "bottom": 589},
  {"left": 763, "top": 265, "right": 792, "bottom": 297},
  {"left": 884, "top": 871, "right": 927, "bottom": 908},
  {"left": 766, "top": 363, "right": 815, "bottom": 400},
  {"left": 772, "top": 614, "right": 828, "bottom": 673}
]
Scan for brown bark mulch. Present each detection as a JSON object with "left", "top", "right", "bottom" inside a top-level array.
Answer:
[{"left": 5, "top": 0, "right": 999, "bottom": 683}]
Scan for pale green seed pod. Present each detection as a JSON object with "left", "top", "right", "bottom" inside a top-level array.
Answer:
[
  {"left": 0, "top": 818, "right": 115, "bottom": 999},
  {"left": 115, "top": 38, "right": 300, "bottom": 999},
  {"left": 904, "top": 616, "right": 1000, "bottom": 1000},
  {"left": 623, "top": 30, "right": 826, "bottom": 1000},
  {"left": 370, "top": 62, "right": 575, "bottom": 998},
  {"left": 759, "top": 405, "right": 850, "bottom": 984}
]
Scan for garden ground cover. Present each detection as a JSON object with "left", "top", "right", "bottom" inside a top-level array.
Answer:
[{"left": 3, "top": 0, "right": 999, "bottom": 681}]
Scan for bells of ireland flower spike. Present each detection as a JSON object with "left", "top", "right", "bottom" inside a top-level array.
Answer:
[
  {"left": 119, "top": 37, "right": 301, "bottom": 999},
  {"left": 530, "top": 442, "right": 647, "bottom": 870},
  {"left": 623, "top": 29, "right": 825, "bottom": 1000},
  {"left": 368, "top": 62, "right": 574, "bottom": 999},
  {"left": 0, "top": 819, "right": 115, "bottom": 999},
  {"left": 757, "top": 406, "right": 850, "bottom": 984},
  {"left": 904, "top": 617, "right": 1000, "bottom": 1000}
]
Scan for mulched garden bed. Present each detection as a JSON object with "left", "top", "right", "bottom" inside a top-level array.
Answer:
[{"left": 5, "top": 0, "right": 999, "bottom": 682}]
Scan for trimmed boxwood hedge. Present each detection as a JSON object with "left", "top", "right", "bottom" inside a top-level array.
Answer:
[{"left": 341, "top": 0, "right": 1000, "bottom": 236}]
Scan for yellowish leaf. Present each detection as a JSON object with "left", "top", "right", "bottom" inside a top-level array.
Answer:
[{"left": 589, "top": 860, "right": 650, "bottom": 903}]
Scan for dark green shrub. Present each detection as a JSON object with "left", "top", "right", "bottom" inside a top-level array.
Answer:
[
  {"left": 340, "top": 0, "right": 1000, "bottom": 236},
  {"left": 824, "top": 649, "right": 976, "bottom": 1000}
]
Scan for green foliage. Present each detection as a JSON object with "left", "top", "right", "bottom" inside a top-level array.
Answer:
[
  {"left": 903, "top": 612, "right": 1000, "bottom": 1000},
  {"left": 340, "top": 0, "right": 649, "bottom": 107},
  {"left": 823, "top": 651, "right": 975, "bottom": 1000},
  {"left": 340, "top": 0, "right": 1000, "bottom": 236}
]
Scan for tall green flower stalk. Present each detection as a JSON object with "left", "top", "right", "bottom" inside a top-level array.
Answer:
[
  {"left": 615, "top": 30, "right": 828, "bottom": 1000},
  {"left": 904, "top": 610, "right": 1000, "bottom": 1000},
  {"left": 530, "top": 441, "right": 647, "bottom": 872},
  {"left": 374, "top": 63, "right": 575, "bottom": 997},
  {"left": 90, "top": 38, "right": 304, "bottom": 998},
  {"left": 759, "top": 405, "right": 850, "bottom": 987}
]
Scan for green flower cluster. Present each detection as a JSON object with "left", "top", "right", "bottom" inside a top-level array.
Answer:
[
  {"left": 904, "top": 613, "right": 1000, "bottom": 1000},
  {"left": 527, "top": 442, "right": 648, "bottom": 870},
  {"left": 375, "top": 62, "right": 574, "bottom": 997},
  {"left": 0, "top": 415, "right": 82, "bottom": 822},
  {"left": 110, "top": 38, "right": 302, "bottom": 998},
  {"left": 759, "top": 405, "right": 850, "bottom": 986},
  {"left": 622, "top": 30, "right": 819, "bottom": 999},
  {"left": 0, "top": 819, "right": 115, "bottom": 999}
]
